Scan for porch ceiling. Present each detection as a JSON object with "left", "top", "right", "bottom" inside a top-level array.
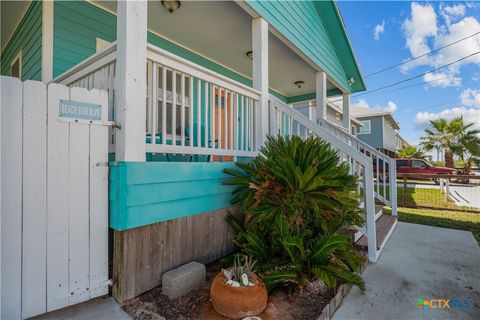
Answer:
[
  {"left": 1, "top": 0, "right": 31, "bottom": 52},
  {"left": 92, "top": 0, "right": 337, "bottom": 98}
]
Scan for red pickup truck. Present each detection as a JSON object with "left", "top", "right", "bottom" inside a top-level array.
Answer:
[{"left": 395, "top": 158, "right": 455, "bottom": 183}]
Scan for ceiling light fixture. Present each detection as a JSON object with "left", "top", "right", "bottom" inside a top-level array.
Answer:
[
  {"left": 347, "top": 76, "right": 355, "bottom": 86},
  {"left": 161, "top": 0, "right": 181, "bottom": 14},
  {"left": 294, "top": 81, "right": 305, "bottom": 89},
  {"left": 246, "top": 51, "right": 253, "bottom": 60}
]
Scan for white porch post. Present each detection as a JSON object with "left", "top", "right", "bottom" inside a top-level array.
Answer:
[
  {"left": 41, "top": 1, "right": 53, "bottom": 82},
  {"left": 252, "top": 17, "right": 269, "bottom": 148},
  {"left": 115, "top": 0, "right": 147, "bottom": 161},
  {"left": 315, "top": 71, "right": 327, "bottom": 121},
  {"left": 342, "top": 93, "right": 351, "bottom": 133}
]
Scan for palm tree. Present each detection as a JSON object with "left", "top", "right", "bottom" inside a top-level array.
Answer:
[
  {"left": 420, "top": 117, "right": 479, "bottom": 168},
  {"left": 397, "top": 146, "right": 431, "bottom": 161},
  {"left": 456, "top": 121, "right": 480, "bottom": 174}
]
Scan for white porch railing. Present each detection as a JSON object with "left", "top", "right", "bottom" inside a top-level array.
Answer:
[
  {"left": 316, "top": 117, "right": 397, "bottom": 215},
  {"left": 51, "top": 42, "right": 260, "bottom": 158},
  {"left": 269, "top": 96, "right": 381, "bottom": 262},
  {"left": 145, "top": 44, "right": 259, "bottom": 158}
]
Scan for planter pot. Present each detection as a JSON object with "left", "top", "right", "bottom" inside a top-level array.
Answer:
[{"left": 210, "top": 272, "right": 268, "bottom": 319}]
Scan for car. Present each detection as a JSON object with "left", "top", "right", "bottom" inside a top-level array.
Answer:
[{"left": 395, "top": 158, "right": 456, "bottom": 184}]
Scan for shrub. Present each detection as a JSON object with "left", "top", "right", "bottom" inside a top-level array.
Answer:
[{"left": 224, "top": 135, "right": 365, "bottom": 292}]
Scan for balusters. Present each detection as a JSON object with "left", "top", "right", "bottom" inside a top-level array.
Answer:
[
  {"left": 181, "top": 74, "right": 186, "bottom": 146},
  {"left": 162, "top": 67, "right": 167, "bottom": 145}
]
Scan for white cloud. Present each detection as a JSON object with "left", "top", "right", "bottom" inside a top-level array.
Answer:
[
  {"left": 352, "top": 99, "right": 397, "bottom": 112},
  {"left": 440, "top": 3, "right": 466, "bottom": 25},
  {"left": 423, "top": 71, "right": 461, "bottom": 87},
  {"left": 414, "top": 107, "right": 480, "bottom": 130},
  {"left": 374, "top": 20, "right": 385, "bottom": 41},
  {"left": 401, "top": 2, "right": 480, "bottom": 84},
  {"left": 402, "top": 3, "right": 438, "bottom": 61},
  {"left": 460, "top": 88, "right": 480, "bottom": 107}
]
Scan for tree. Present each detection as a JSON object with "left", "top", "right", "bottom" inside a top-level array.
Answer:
[
  {"left": 420, "top": 117, "right": 479, "bottom": 169},
  {"left": 397, "top": 146, "right": 431, "bottom": 161}
]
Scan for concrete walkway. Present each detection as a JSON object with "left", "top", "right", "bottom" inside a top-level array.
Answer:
[
  {"left": 333, "top": 222, "right": 480, "bottom": 320},
  {"left": 32, "top": 296, "right": 131, "bottom": 320}
]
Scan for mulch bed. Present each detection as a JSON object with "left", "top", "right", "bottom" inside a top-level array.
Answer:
[{"left": 122, "top": 261, "right": 335, "bottom": 320}]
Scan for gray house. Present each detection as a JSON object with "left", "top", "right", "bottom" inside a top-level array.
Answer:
[
  {"left": 292, "top": 100, "right": 362, "bottom": 134},
  {"left": 350, "top": 107, "right": 400, "bottom": 157}
]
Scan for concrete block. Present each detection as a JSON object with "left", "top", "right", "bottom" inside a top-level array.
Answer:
[{"left": 162, "top": 261, "right": 206, "bottom": 299}]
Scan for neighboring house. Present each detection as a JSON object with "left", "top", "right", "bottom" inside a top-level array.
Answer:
[
  {"left": 292, "top": 100, "right": 362, "bottom": 134},
  {"left": 350, "top": 107, "right": 400, "bottom": 157},
  {"left": 396, "top": 133, "right": 410, "bottom": 150},
  {"left": 1, "top": 1, "right": 398, "bottom": 318}
]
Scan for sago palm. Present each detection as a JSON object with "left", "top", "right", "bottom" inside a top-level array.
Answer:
[{"left": 224, "top": 135, "right": 365, "bottom": 292}]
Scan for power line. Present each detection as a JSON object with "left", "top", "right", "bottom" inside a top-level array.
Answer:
[
  {"left": 399, "top": 100, "right": 458, "bottom": 113},
  {"left": 354, "top": 51, "right": 480, "bottom": 98},
  {"left": 366, "top": 31, "right": 480, "bottom": 77}
]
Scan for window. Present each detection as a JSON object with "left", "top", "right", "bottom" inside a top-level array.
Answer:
[
  {"left": 10, "top": 52, "right": 22, "bottom": 79},
  {"left": 396, "top": 160, "right": 408, "bottom": 167},
  {"left": 96, "top": 38, "right": 111, "bottom": 52},
  {"left": 412, "top": 160, "right": 427, "bottom": 168},
  {"left": 357, "top": 120, "right": 371, "bottom": 134}
]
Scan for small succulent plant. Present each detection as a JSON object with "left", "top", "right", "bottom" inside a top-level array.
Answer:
[{"left": 223, "top": 255, "right": 257, "bottom": 287}]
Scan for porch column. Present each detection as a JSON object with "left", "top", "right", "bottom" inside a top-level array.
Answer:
[
  {"left": 252, "top": 17, "right": 269, "bottom": 147},
  {"left": 342, "top": 93, "right": 351, "bottom": 133},
  {"left": 315, "top": 71, "right": 327, "bottom": 121},
  {"left": 41, "top": 1, "right": 53, "bottom": 82},
  {"left": 115, "top": 0, "right": 148, "bottom": 161}
]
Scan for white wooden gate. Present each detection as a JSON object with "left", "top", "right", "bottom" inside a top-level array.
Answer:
[{"left": 1, "top": 77, "right": 109, "bottom": 319}]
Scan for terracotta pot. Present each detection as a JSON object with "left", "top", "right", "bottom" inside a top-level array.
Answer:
[{"left": 210, "top": 272, "right": 268, "bottom": 319}]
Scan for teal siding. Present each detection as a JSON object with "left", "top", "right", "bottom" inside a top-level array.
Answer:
[
  {"left": 356, "top": 116, "right": 384, "bottom": 149},
  {"left": 245, "top": 0, "right": 351, "bottom": 93},
  {"left": 1, "top": 1, "right": 42, "bottom": 80},
  {"left": 109, "top": 162, "right": 237, "bottom": 231},
  {"left": 52, "top": 1, "right": 288, "bottom": 101},
  {"left": 53, "top": 1, "right": 116, "bottom": 78}
]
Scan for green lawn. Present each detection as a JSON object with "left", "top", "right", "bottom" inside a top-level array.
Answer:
[
  {"left": 397, "top": 187, "right": 464, "bottom": 210},
  {"left": 384, "top": 207, "right": 480, "bottom": 244}
]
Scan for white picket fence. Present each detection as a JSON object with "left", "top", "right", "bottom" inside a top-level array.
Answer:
[{"left": 1, "top": 77, "right": 110, "bottom": 319}]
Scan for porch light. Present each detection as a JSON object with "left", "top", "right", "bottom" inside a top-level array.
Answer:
[
  {"left": 348, "top": 76, "right": 355, "bottom": 86},
  {"left": 294, "top": 81, "right": 305, "bottom": 89},
  {"left": 246, "top": 51, "right": 253, "bottom": 60},
  {"left": 161, "top": 0, "right": 181, "bottom": 13}
]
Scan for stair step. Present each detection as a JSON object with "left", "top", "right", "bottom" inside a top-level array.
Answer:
[{"left": 355, "top": 214, "right": 397, "bottom": 250}]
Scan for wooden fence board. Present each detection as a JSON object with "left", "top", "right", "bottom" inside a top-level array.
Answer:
[
  {"left": 46, "top": 83, "right": 71, "bottom": 311},
  {"left": 1, "top": 77, "right": 23, "bottom": 319},
  {"left": 87, "top": 89, "right": 109, "bottom": 299},
  {"left": 21, "top": 80, "right": 47, "bottom": 318},
  {"left": 68, "top": 88, "right": 91, "bottom": 305}
]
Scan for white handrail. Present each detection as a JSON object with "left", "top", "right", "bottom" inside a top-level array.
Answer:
[
  {"left": 270, "top": 96, "right": 378, "bottom": 262},
  {"left": 50, "top": 43, "right": 117, "bottom": 85}
]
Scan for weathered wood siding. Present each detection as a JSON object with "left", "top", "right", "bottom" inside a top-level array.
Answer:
[
  {"left": 112, "top": 206, "right": 241, "bottom": 302},
  {"left": 1, "top": 2, "right": 42, "bottom": 80}
]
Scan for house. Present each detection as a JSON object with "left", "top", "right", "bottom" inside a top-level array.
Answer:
[
  {"left": 292, "top": 99, "right": 363, "bottom": 134},
  {"left": 350, "top": 107, "right": 400, "bottom": 157},
  {"left": 1, "top": 1, "right": 398, "bottom": 318},
  {"left": 396, "top": 133, "right": 410, "bottom": 150}
]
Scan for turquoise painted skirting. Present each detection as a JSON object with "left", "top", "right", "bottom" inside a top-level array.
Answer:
[{"left": 109, "top": 162, "right": 237, "bottom": 231}]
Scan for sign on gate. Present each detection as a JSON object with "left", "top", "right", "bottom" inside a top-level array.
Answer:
[
  {"left": 59, "top": 99, "right": 102, "bottom": 121},
  {"left": 1, "top": 78, "right": 109, "bottom": 319}
]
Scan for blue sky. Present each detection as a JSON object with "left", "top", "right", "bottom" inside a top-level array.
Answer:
[{"left": 337, "top": 1, "right": 480, "bottom": 146}]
